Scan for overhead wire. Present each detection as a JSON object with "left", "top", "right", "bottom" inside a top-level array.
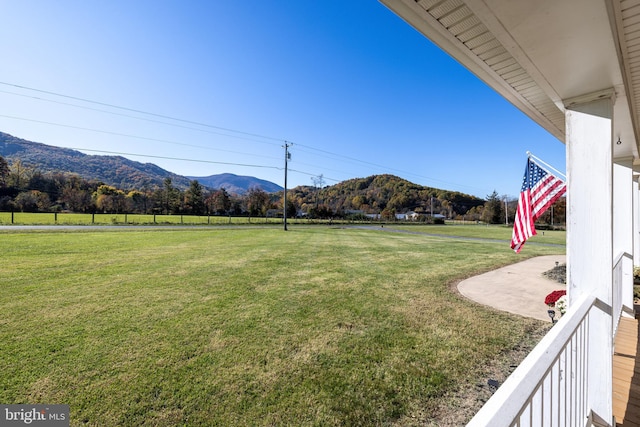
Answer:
[
  {"left": 62, "top": 147, "right": 344, "bottom": 183},
  {"left": 0, "top": 89, "right": 283, "bottom": 148},
  {"left": 0, "top": 82, "right": 489, "bottom": 194},
  {"left": 0, "top": 85, "right": 351, "bottom": 182},
  {"left": 72, "top": 148, "right": 280, "bottom": 170},
  {"left": 292, "top": 143, "right": 487, "bottom": 192},
  {"left": 0, "top": 113, "right": 347, "bottom": 182},
  {"left": 0, "top": 81, "right": 286, "bottom": 143},
  {"left": 0, "top": 114, "right": 282, "bottom": 162}
]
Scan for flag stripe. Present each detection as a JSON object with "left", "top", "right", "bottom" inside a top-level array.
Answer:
[
  {"left": 510, "top": 158, "right": 565, "bottom": 253},
  {"left": 511, "top": 189, "right": 535, "bottom": 253},
  {"left": 531, "top": 177, "right": 566, "bottom": 220}
]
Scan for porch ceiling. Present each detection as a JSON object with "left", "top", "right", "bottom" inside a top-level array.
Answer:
[{"left": 381, "top": 0, "right": 640, "bottom": 161}]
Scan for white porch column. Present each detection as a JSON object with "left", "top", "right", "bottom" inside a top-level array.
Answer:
[
  {"left": 565, "top": 95, "right": 613, "bottom": 425},
  {"left": 634, "top": 174, "right": 640, "bottom": 270},
  {"left": 614, "top": 157, "right": 634, "bottom": 317}
]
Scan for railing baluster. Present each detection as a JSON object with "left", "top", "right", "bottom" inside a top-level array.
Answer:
[
  {"left": 571, "top": 333, "right": 576, "bottom": 426},
  {"left": 466, "top": 271, "right": 628, "bottom": 427},
  {"left": 564, "top": 349, "right": 567, "bottom": 425},
  {"left": 466, "top": 294, "right": 609, "bottom": 426}
]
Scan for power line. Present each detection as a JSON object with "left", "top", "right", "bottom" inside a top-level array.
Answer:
[
  {"left": 293, "top": 143, "right": 487, "bottom": 192},
  {"left": 0, "top": 85, "right": 358, "bottom": 183},
  {"left": 66, "top": 148, "right": 281, "bottom": 170},
  {"left": 0, "top": 114, "right": 282, "bottom": 162},
  {"left": 0, "top": 114, "right": 347, "bottom": 181},
  {"left": 0, "top": 88, "right": 355, "bottom": 182},
  {"left": 0, "top": 82, "right": 491, "bottom": 194},
  {"left": 290, "top": 168, "right": 340, "bottom": 183},
  {"left": 74, "top": 147, "right": 344, "bottom": 183},
  {"left": 0, "top": 81, "right": 286, "bottom": 143},
  {"left": 0, "top": 89, "right": 283, "bottom": 148}
]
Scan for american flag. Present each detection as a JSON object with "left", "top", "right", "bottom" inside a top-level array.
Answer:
[{"left": 511, "top": 158, "right": 566, "bottom": 253}]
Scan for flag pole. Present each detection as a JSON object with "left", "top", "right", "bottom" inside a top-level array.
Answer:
[{"left": 526, "top": 151, "right": 566, "bottom": 180}]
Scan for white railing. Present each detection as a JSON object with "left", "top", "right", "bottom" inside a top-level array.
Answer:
[
  {"left": 467, "top": 252, "right": 635, "bottom": 426},
  {"left": 613, "top": 251, "right": 633, "bottom": 336},
  {"left": 467, "top": 293, "right": 604, "bottom": 427}
]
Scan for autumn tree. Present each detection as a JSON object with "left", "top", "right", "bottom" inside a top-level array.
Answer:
[
  {"left": 0, "top": 156, "right": 9, "bottom": 187},
  {"left": 206, "top": 188, "right": 231, "bottom": 215},
  {"left": 28, "top": 170, "right": 59, "bottom": 203},
  {"left": 14, "top": 190, "right": 50, "bottom": 212},
  {"left": 94, "top": 185, "right": 126, "bottom": 213},
  {"left": 283, "top": 196, "right": 297, "bottom": 219},
  {"left": 388, "top": 193, "right": 409, "bottom": 211},
  {"left": 7, "top": 159, "right": 28, "bottom": 190},
  {"left": 308, "top": 204, "right": 333, "bottom": 219},
  {"left": 464, "top": 205, "right": 484, "bottom": 222},
  {"left": 381, "top": 207, "right": 396, "bottom": 221},
  {"left": 60, "top": 176, "right": 94, "bottom": 212},
  {"left": 246, "top": 187, "right": 269, "bottom": 217},
  {"left": 351, "top": 195, "right": 366, "bottom": 210},
  {"left": 126, "top": 190, "right": 149, "bottom": 214}
]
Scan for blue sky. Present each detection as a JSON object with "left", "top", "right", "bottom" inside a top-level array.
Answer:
[{"left": 0, "top": 0, "right": 565, "bottom": 199}]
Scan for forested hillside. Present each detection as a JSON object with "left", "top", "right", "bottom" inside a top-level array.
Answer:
[
  {"left": 0, "top": 132, "right": 508, "bottom": 221},
  {"left": 289, "top": 174, "right": 485, "bottom": 218},
  {"left": 0, "top": 132, "right": 285, "bottom": 194},
  {"left": 0, "top": 132, "right": 191, "bottom": 190}
]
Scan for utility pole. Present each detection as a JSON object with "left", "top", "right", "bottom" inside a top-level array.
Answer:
[
  {"left": 283, "top": 142, "right": 291, "bottom": 231},
  {"left": 504, "top": 198, "right": 508, "bottom": 225}
]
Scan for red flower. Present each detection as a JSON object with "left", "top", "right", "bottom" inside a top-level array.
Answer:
[{"left": 545, "top": 290, "right": 566, "bottom": 306}]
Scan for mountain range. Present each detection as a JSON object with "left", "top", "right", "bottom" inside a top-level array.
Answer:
[
  {"left": 0, "top": 132, "right": 485, "bottom": 216},
  {"left": 186, "top": 173, "right": 282, "bottom": 195},
  {"left": 0, "top": 132, "right": 282, "bottom": 194}
]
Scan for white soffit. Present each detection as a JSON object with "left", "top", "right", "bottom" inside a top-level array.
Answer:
[
  {"left": 615, "top": 0, "right": 640, "bottom": 159},
  {"left": 381, "top": 0, "right": 640, "bottom": 155}
]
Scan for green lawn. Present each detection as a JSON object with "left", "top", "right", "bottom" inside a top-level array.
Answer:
[
  {"left": 0, "top": 212, "right": 292, "bottom": 225},
  {"left": 0, "top": 226, "right": 564, "bottom": 426}
]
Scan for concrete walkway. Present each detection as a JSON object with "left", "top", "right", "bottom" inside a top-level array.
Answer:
[{"left": 457, "top": 255, "right": 567, "bottom": 322}]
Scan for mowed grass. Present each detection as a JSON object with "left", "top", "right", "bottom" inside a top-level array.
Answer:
[
  {"left": 0, "top": 226, "right": 564, "bottom": 426},
  {"left": 0, "top": 212, "right": 290, "bottom": 225}
]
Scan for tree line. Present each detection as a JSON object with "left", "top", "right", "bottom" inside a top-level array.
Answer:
[
  {"left": 478, "top": 190, "right": 566, "bottom": 227},
  {"left": 0, "top": 156, "right": 285, "bottom": 217},
  {"left": 0, "top": 155, "right": 566, "bottom": 225}
]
